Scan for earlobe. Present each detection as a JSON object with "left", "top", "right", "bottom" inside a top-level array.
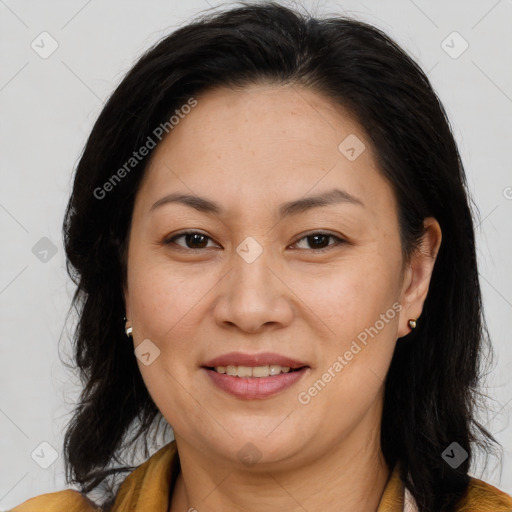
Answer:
[{"left": 398, "top": 217, "right": 442, "bottom": 337}]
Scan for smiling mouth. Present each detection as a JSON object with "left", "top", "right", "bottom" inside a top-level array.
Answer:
[{"left": 204, "top": 365, "right": 307, "bottom": 378}]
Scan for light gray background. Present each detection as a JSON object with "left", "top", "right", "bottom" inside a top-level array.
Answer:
[{"left": 1, "top": 0, "right": 511, "bottom": 509}]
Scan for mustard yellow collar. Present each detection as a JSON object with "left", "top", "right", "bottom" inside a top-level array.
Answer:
[{"left": 13, "top": 439, "right": 512, "bottom": 511}]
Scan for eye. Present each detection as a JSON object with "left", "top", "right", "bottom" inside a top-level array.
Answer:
[
  {"left": 163, "top": 230, "right": 346, "bottom": 252},
  {"left": 291, "top": 231, "right": 346, "bottom": 251},
  {"left": 164, "top": 231, "right": 219, "bottom": 250}
]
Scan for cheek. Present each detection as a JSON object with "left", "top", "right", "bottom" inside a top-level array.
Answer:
[
  {"left": 127, "top": 256, "right": 213, "bottom": 345},
  {"left": 298, "top": 255, "right": 401, "bottom": 337},
  {"left": 295, "top": 252, "right": 401, "bottom": 405},
  {"left": 127, "top": 259, "right": 209, "bottom": 426}
]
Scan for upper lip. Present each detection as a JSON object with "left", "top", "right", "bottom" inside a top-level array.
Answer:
[{"left": 202, "top": 352, "right": 309, "bottom": 369}]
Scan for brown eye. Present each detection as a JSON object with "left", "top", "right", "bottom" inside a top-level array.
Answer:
[
  {"left": 164, "top": 230, "right": 346, "bottom": 252},
  {"left": 293, "top": 232, "right": 345, "bottom": 251},
  {"left": 165, "top": 231, "right": 217, "bottom": 250}
]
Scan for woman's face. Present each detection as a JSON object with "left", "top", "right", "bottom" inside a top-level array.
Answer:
[{"left": 124, "top": 84, "right": 439, "bottom": 469}]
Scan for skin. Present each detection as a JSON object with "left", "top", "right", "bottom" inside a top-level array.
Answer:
[{"left": 123, "top": 83, "right": 442, "bottom": 512}]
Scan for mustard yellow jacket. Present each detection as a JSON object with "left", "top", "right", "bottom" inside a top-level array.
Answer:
[{"left": 10, "top": 440, "right": 512, "bottom": 511}]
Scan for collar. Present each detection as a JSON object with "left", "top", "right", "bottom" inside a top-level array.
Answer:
[{"left": 111, "top": 440, "right": 414, "bottom": 512}]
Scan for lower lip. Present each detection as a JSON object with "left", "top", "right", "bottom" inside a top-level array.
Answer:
[{"left": 203, "top": 367, "right": 309, "bottom": 399}]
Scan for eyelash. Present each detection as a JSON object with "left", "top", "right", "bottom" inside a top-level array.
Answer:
[{"left": 163, "top": 230, "right": 347, "bottom": 252}]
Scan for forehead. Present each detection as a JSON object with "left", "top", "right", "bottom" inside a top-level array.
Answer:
[{"left": 136, "top": 84, "right": 394, "bottom": 219}]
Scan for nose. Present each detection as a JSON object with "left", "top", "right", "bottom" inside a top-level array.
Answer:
[{"left": 213, "top": 244, "right": 294, "bottom": 333}]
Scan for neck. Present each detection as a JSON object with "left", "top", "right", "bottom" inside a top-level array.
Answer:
[{"left": 170, "top": 407, "right": 389, "bottom": 512}]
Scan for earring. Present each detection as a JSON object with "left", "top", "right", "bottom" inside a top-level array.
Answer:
[
  {"left": 408, "top": 319, "right": 417, "bottom": 330},
  {"left": 124, "top": 315, "right": 133, "bottom": 338}
]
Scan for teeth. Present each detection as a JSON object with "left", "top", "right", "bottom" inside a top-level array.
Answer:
[{"left": 214, "top": 365, "right": 292, "bottom": 377}]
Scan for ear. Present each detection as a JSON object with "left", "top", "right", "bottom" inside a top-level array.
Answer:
[{"left": 397, "top": 217, "right": 442, "bottom": 338}]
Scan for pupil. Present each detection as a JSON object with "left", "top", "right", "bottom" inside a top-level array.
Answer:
[
  {"left": 310, "top": 235, "right": 328, "bottom": 249},
  {"left": 187, "top": 233, "right": 207, "bottom": 248},
  {"left": 184, "top": 234, "right": 329, "bottom": 249}
]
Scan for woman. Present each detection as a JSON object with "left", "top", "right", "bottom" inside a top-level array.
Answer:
[{"left": 11, "top": 2, "right": 512, "bottom": 511}]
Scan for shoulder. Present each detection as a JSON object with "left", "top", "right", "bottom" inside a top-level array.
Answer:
[
  {"left": 456, "top": 476, "right": 512, "bottom": 511},
  {"left": 9, "top": 488, "right": 100, "bottom": 511},
  {"left": 8, "top": 441, "right": 178, "bottom": 512}
]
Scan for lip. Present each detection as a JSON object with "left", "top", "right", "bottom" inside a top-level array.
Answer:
[
  {"left": 201, "top": 351, "right": 310, "bottom": 400},
  {"left": 203, "top": 366, "right": 309, "bottom": 400},
  {"left": 202, "top": 351, "right": 309, "bottom": 369}
]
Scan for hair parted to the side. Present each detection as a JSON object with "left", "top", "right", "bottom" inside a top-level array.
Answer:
[{"left": 62, "top": 2, "right": 498, "bottom": 511}]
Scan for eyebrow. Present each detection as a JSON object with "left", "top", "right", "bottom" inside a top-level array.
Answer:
[{"left": 149, "top": 188, "right": 364, "bottom": 218}]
